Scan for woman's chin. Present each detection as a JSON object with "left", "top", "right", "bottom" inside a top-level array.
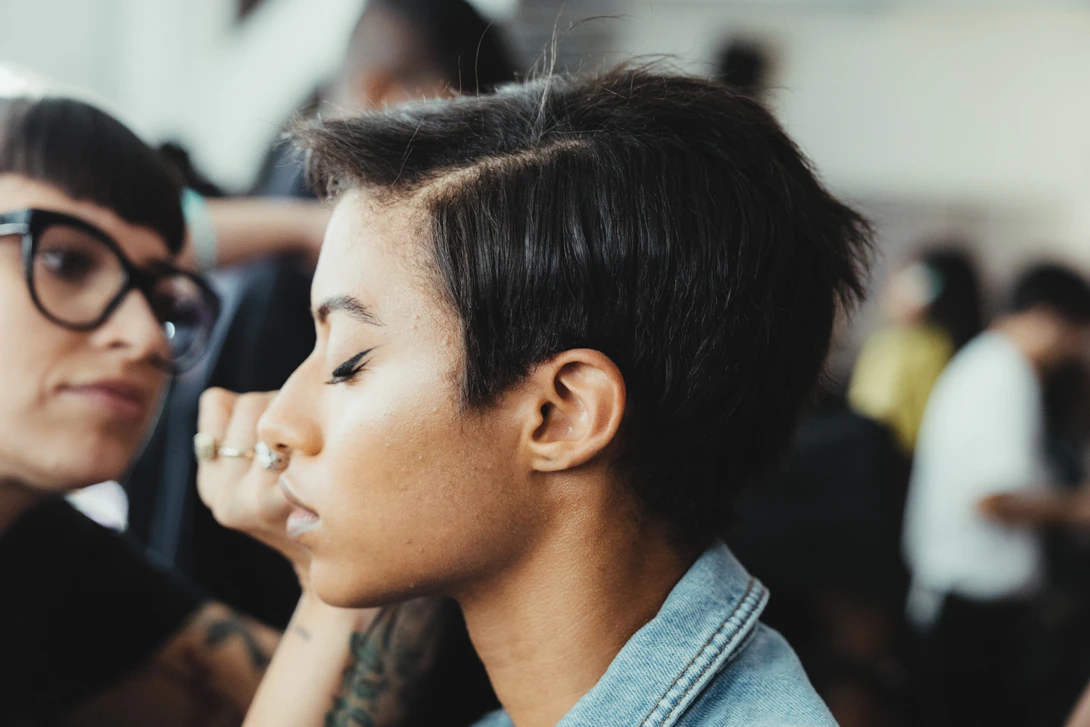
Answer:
[
  {"left": 33, "top": 447, "right": 132, "bottom": 493},
  {"left": 310, "top": 563, "right": 432, "bottom": 609}
]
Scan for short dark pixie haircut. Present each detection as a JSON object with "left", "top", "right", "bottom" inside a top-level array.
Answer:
[
  {"left": 0, "top": 96, "right": 185, "bottom": 254},
  {"left": 1009, "top": 263, "right": 1090, "bottom": 324},
  {"left": 298, "top": 66, "right": 872, "bottom": 543}
]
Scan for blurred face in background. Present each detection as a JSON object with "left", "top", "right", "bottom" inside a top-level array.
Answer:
[
  {"left": 0, "top": 175, "right": 173, "bottom": 491},
  {"left": 884, "top": 260, "right": 937, "bottom": 326},
  {"left": 329, "top": 7, "right": 454, "bottom": 115},
  {"left": 1031, "top": 309, "right": 1090, "bottom": 371}
]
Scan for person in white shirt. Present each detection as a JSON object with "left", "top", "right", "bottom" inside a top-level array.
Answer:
[{"left": 902, "top": 263, "right": 1090, "bottom": 727}]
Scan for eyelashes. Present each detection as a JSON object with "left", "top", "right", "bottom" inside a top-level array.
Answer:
[{"left": 326, "top": 349, "right": 373, "bottom": 385}]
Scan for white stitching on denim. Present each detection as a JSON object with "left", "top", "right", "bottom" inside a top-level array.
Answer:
[{"left": 637, "top": 577, "right": 769, "bottom": 727}]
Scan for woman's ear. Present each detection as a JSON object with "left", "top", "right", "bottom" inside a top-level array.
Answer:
[{"left": 522, "top": 349, "right": 626, "bottom": 473}]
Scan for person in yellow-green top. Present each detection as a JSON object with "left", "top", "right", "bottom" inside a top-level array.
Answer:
[{"left": 849, "top": 248, "right": 983, "bottom": 452}]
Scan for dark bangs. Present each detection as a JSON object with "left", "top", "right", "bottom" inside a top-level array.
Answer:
[{"left": 0, "top": 96, "right": 185, "bottom": 254}]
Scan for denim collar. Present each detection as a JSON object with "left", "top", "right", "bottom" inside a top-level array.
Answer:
[
  {"left": 475, "top": 543, "right": 769, "bottom": 727},
  {"left": 554, "top": 541, "right": 769, "bottom": 726}
]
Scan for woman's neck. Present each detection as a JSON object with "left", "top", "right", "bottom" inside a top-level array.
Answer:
[
  {"left": 0, "top": 477, "right": 46, "bottom": 537},
  {"left": 457, "top": 497, "right": 701, "bottom": 727}
]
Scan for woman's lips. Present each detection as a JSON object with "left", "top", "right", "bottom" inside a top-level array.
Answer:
[
  {"left": 279, "top": 477, "right": 321, "bottom": 541},
  {"left": 59, "top": 380, "right": 152, "bottom": 420},
  {"left": 286, "top": 508, "right": 321, "bottom": 540}
]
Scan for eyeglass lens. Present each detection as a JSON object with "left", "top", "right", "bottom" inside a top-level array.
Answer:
[{"left": 30, "top": 223, "right": 214, "bottom": 366}]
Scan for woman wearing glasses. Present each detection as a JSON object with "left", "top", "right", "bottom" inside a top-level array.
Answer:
[
  {"left": 0, "top": 91, "right": 486, "bottom": 727},
  {"left": 0, "top": 95, "right": 443, "bottom": 727},
  {"left": 0, "top": 94, "right": 282, "bottom": 727}
]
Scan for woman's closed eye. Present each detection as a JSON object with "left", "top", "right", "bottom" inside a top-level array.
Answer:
[{"left": 326, "top": 349, "right": 373, "bottom": 385}]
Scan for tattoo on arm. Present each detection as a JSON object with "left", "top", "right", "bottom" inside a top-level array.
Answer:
[
  {"left": 326, "top": 607, "right": 396, "bottom": 727},
  {"left": 63, "top": 604, "right": 275, "bottom": 726},
  {"left": 325, "top": 601, "right": 443, "bottom": 727},
  {"left": 203, "top": 612, "right": 273, "bottom": 671}
]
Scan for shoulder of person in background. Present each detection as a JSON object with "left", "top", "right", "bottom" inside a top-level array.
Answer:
[{"left": 0, "top": 497, "right": 278, "bottom": 726}]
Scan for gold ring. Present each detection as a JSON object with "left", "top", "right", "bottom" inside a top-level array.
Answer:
[
  {"left": 217, "top": 446, "right": 254, "bottom": 460},
  {"left": 193, "top": 433, "right": 255, "bottom": 462}
]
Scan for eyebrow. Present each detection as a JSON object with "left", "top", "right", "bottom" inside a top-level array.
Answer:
[{"left": 314, "top": 295, "right": 383, "bottom": 326}]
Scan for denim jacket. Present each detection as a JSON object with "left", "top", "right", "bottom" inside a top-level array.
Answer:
[{"left": 473, "top": 542, "right": 836, "bottom": 727}]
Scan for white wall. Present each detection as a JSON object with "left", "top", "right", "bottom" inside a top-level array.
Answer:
[
  {"left": 3, "top": 0, "right": 1090, "bottom": 250},
  {"left": 0, "top": 0, "right": 365, "bottom": 190},
  {"left": 6, "top": 1, "right": 1090, "bottom": 205},
  {"left": 614, "top": 3, "right": 1090, "bottom": 358},
  {"left": 4, "top": 0, "right": 1090, "bottom": 367},
  {"left": 619, "top": 7, "right": 1090, "bottom": 209}
]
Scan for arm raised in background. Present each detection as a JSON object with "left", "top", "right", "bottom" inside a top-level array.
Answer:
[
  {"left": 179, "top": 196, "right": 331, "bottom": 271},
  {"left": 978, "top": 487, "right": 1090, "bottom": 528}
]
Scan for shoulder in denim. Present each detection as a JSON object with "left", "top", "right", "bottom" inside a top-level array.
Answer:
[{"left": 474, "top": 542, "right": 836, "bottom": 727}]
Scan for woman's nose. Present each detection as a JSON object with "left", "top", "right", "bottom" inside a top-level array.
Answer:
[
  {"left": 257, "top": 357, "right": 324, "bottom": 457},
  {"left": 89, "top": 289, "right": 171, "bottom": 366}
]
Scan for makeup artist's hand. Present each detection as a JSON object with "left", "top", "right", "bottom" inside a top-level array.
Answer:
[{"left": 196, "top": 388, "right": 311, "bottom": 585}]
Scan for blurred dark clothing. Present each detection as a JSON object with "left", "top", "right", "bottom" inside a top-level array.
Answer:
[
  {"left": 405, "top": 600, "right": 500, "bottom": 727},
  {"left": 1, "top": 499, "right": 203, "bottom": 724},
  {"left": 252, "top": 140, "right": 313, "bottom": 199},
  {"left": 730, "top": 402, "right": 908, "bottom": 600},
  {"left": 1034, "top": 360, "right": 1090, "bottom": 726},
  {"left": 728, "top": 401, "right": 910, "bottom": 721},
  {"left": 916, "top": 594, "right": 1039, "bottom": 727}
]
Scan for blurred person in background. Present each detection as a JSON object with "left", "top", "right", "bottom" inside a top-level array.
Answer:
[
  {"left": 729, "top": 247, "right": 981, "bottom": 725},
  {"left": 849, "top": 247, "right": 983, "bottom": 454},
  {"left": 171, "top": 0, "right": 520, "bottom": 268},
  {"left": 902, "top": 262, "right": 1090, "bottom": 727},
  {"left": 714, "top": 36, "right": 773, "bottom": 103},
  {"left": 254, "top": 0, "right": 518, "bottom": 198}
]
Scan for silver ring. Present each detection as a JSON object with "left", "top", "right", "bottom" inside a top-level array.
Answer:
[
  {"left": 256, "top": 441, "right": 289, "bottom": 472},
  {"left": 193, "top": 433, "right": 255, "bottom": 462}
]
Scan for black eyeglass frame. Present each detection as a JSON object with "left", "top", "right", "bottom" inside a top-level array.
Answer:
[{"left": 0, "top": 208, "right": 221, "bottom": 371}]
